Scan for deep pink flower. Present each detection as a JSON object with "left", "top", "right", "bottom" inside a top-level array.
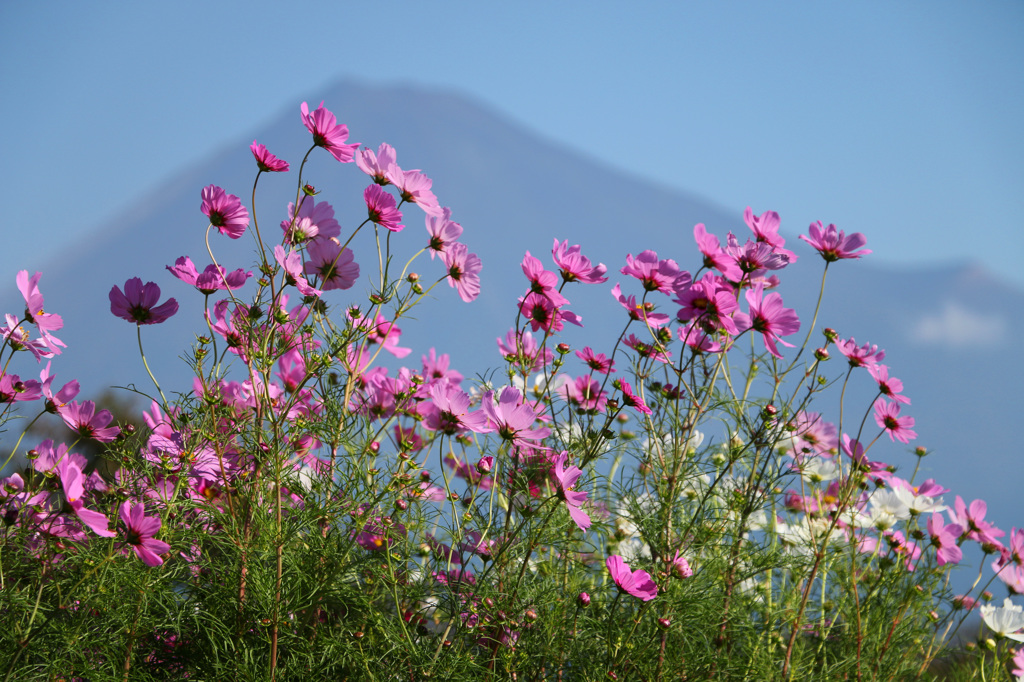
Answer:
[
  {"left": 59, "top": 400, "right": 121, "bottom": 442},
  {"left": 109, "top": 278, "right": 178, "bottom": 325},
  {"left": 522, "top": 252, "right": 569, "bottom": 307},
  {"left": 872, "top": 399, "right": 917, "bottom": 444},
  {"left": 355, "top": 314, "right": 411, "bottom": 358},
  {"left": 553, "top": 451, "right": 591, "bottom": 530},
  {"left": 799, "top": 221, "right": 871, "bottom": 262},
  {"left": 387, "top": 165, "right": 443, "bottom": 217},
  {"left": 421, "top": 347, "right": 463, "bottom": 387},
  {"left": 518, "top": 292, "right": 582, "bottom": 333},
  {"left": 621, "top": 251, "right": 683, "bottom": 294},
  {"left": 274, "top": 245, "right": 322, "bottom": 298},
  {"left": 304, "top": 238, "right": 359, "bottom": 291},
  {"left": 3, "top": 315, "right": 54, "bottom": 361},
  {"left": 16, "top": 270, "right": 65, "bottom": 354},
  {"left": 167, "top": 256, "right": 251, "bottom": 295},
  {"left": 836, "top": 338, "right": 885, "bottom": 368},
  {"left": 40, "top": 362, "right": 79, "bottom": 413},
  {"left": 735, "top": 284, "right": 800, "bottom": 359},
  {"left": 280, "top": 198, "right": 342, "bottom": 244},
  {"left": 673, "top": 274, "right": 740, "bottom": 336},
  {"left": 576, "top": 346, "right": 615, "bottom": 374},
  {"left": 58, "top": 460, "right": 115, "bottom": 537},
  {"left": 442, "top": 243, "right": 482, "bottom": 303},
  {"left": 561, "top": 375, "right": 607, "bottom": 412},
  {"left": 552, "top": 239, "right": 607, "bottom": 284},
  {"left": 693, "top": 224, "right": 743, "bottom": 281},
  {"left": 606, "top": 555, "right": 658, "bottom": 601},
  {"left": 300, "top": 101, "right": 358, "bottom": 163},
  {"left": 677, "top": 321, "right": 723, "bottom": 354},
  {"left": 622, "top": 334, "right": 672, "bottom": 363},
  {"left": 611, "top": 284, "right": 670, "bottom": 328},
  {"left": 744, "top": 207, "right": 797, "bottom": 262},
  {"left": 725, "top": 234, "right": 792, "bottom": 276},
  {"left": 250, "top": 140, "right": 289, "bottom": 172},
  {"left": 0, "top": 373, "right": 41, "bottom": 403},
  {"left": 364, "top": 184, "right": 404, "bottom": 232},
  {"left": 200, "top": 185, "right": 249, "bottom": 239},
  {"left": 617, "top": 380, "right": 651, "bottom": 415},
  {"left": 425, "top": 208, "right": 463, "bottom": 259},
  {"left": 119, "top": 501, "right": 170, "bottom": 566},
  {"left": 424, "top": 382, "right": 490, "bottom": 435},
  {"left": 867, "top": 364, "right": 910, "bottom": 405},
  {"left": 356, "top": 143, "right": 397, "bottom": 184}
]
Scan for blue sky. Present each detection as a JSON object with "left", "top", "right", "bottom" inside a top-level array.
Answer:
[{"left": 1, "top": 1, "right": 1022, "bottom": 287}]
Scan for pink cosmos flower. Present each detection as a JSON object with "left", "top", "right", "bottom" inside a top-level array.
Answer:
[
  {"left": 119, "top": 501, "right": 171, "bottom": 567},
  {"left": 744, "top": 207, "right": 797, "bottom": 262},
  {"left": 16, "top": 270, "right": 65, "bottom": 354},
  {"left": 606, "top": 555, "right": 658, "bottom": 601},
  {"left": 59, "top": 400, "right": 121, "bottom": 442},
  {"left": 442, "top": 242, "right": 482, "bottom": 303},
  {"left": 250, "top": 140, "right": 289, "bottom": 172},
  {"left": 561, "top": 375, "right": 607, "bottom": 412},
  {"left": 611, "top": 284, "right": 670, "bottom": 328},
  {"left": 621, "top": 250, "right": 682, "bottom": 294},
  {"left": 0, "top": 373, "right": 41, "bottom": 403},
  {"left": 552, "top": 239, "right": 607, "bottom": 284},
  {"left": 867, "top": 364, "right": 910, "bottom": 405},
  {"left": 693, "top": 224, "right": 743, "bottom": 281},
  {"left": 799, "top": 221, "right": 871, "bottom": 262},
  {"left": 522, "top": 252, "right": 569, "bottom": 307},
  {"left": 836, "top": 338, "right": 885, "bottom": 368},
  {"left": 109, "top": 278, "right": 178, "bottom": 325},
  {"left": 948, "top": 496, "right": 1005, "bottom": 547},
  {"left": 200, "top": 185, "right": 249, "bottom": 239},
  {"left": 519, "top": 292, "right": 582, "bottom": 333},
  {"left": 424, "top": 382, "right": 490, "bottom": 435},
  {"left": 677, "top": 321, "right": 723, "bottom": 354},
  {"left": 497, "top": 328, "right": 552, "bottom": 371},
  {"left": 364, "top": 184, "right": 404, "bottom": 232},
  {"left": 927, "top": 513, "right": 964, "bottom": 566},
  {"left": 670, "top": 551, "right": 693, "bottom": 579},
  {"left": 386, "top": 165, "right": 443, "bottom": 217},
  {"left": 576, "top": 347, "right": 615, "bottom": 374},
  {"left": 617, "top": 380, "right": 652, "bottom": 415},
  {"left": 421, "top": 347, "right": 463, "bottom": 387},
  {"left": 735, "top": 284, "right": 800, "bottom": 359},
  {"left": 480, "top": 387, "right": 551, "bottom": 448},
  {"left": 552, "top": 451, "right": 591, "bottom": 531},
  {"left": 274, "top": 245, "right": 322, "bottom": 298},
  {"left": 300, "top": 101, "right": 358, "bottom": 163},
  {"left": 167, "top": 256, "right": 251, "bottom": 295},
  {"left": 356, "top": 143, "right": 397, "bottom": 184},
  {"left": 58, "top": 460, "right": 115, "bottom": 537},
  {"left": 622, "top": 334, "right": 672, "bottom": 363},
  {"left": 3, "top": 315, "right": 54, "bottom": 361},
  {"left": 425, "top": 208, "right": 463, "bottom": 259},
  {"left": 40, "top": 362, "right": 79, "bottom": 413},
  {"left": 673, "top": 274, "right": 740, "bottom": 336},
  {"left": 304, "top": 238, "right": 359, "bottom": 291},
  {"left": 872, "top": 399, "right": 917, "bottom": 444},
  {"left": 280, "top": 198, "right": 342, "bottom": 244}
]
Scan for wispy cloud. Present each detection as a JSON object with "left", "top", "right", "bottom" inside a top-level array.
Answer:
[{"left": 908, "top": 302, "right": 1008, "bottom": 349}]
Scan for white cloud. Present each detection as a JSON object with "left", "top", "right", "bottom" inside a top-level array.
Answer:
[{"left": 908, "top": 302, "right": 1008, "bottom": 349}]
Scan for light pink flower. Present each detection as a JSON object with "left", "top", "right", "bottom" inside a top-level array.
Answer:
[
  {"left": 274, "top": 245, "right": 322, "bottom": 298},
  {"left": 167, "top": 256, "right": 251, "bottom": 295},
  {"left": 735, "top": 284, "right": 800, "bottom": 358},
  {"left": 425, "top": 208, "right": 463, "bottom": 259},
  {"left": 387, "top": 165, "right": 443, "bottom": 217},
  {"left": 799, "top": 221, "right": 871, "bottom": 262},
  {"left": 621, "top": 250, "right": 682, "bottom": 294},
  {"left": 552, "top": 239, "right": 607, "bottom": 284},
  {"left": 280, "top": 198, "right": 342, "bottom": 244},
  {"left": 16, "top": 270, "right": 65, "bottom": 354},
  {"left": 58, "top": 400, "right": 120, "bottom": 442},
  {"left": 356, "top": 143, "right": 397, "bottom": 184},
  {"left": 872, "top": 399, "right": 917, "bottom": 444},
  {"left": 442, "top": 243, "right": 482, "bottom": 303}
]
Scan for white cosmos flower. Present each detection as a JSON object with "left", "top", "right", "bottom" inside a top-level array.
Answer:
[{"left": 980, "top": 598, "right": 1024, "bottom": 642}]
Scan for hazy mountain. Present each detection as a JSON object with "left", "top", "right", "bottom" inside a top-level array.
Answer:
[{"left": 5, "top": 80, "right": 1022, "bottom": 584}]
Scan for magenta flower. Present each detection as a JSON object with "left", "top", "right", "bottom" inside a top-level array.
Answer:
[
  {"left": 304, "top": 238, "right": 359, "bottom": 291},
  {"left": 16, "top": 270, "right": 65, "bottom": 354},
  {"left": 497, "top": 328, "right": 552, "bottom": 371},
  {"left": 948, "top": 496, "right": 1005, "bottom": 546},
  {"left": 617, "top": 380, "right": 652, "bottom": 415},
  {"left": 280, "top": 198, "right": 342, "bottom": 244},
  {"left": 736, "top": 284, "right": 800, "bottom": 359},
  {"left": 3, "top": 315, "right": 55, "bottom": 362},
  {"left": 0, "top": 373, "right": 42, "bottom": 403},
  {"left": 200, "top": 185, "right": 249, "bottom": 239},
  {"left": 167, "top": 256, "right": 251, "bottom": 295},
  {"left": 621, "top": 250, "right": 683, "bottom": 294},
  {"left": 867, "top": 363, "right": 910, "bottom": 405},
  {"left": 300, "top": 101, "right": 358, "bottom": 163},
  {"left": 59, "top": 400, "right": 121, "bottom": 442},
  {"left": 552, "top": 451, "right": 591, "bottom": 531},
  {"left": 744, "top": 206, "right": 797, "bottom": 262},
  {"left": 799, "top": 221, "right": 871, "bottom": 262},
  {"left": 424, "top": 382, "right": 490, "bottom": 435},
  {"left": 442, "top": 242, "right": 482, "bottom": 303},
  {"left": 576, "top": 347, "right": 615, "bottom": 374},
  {"left": 836, "top": 337, "right": 885, "bottom": 368},
  {"left": 606, "top": 555, "right": 658, "bottom": 601},
  {"left": 109, "top": 278, "right": 178, "bottom": 325},
  {"left": 519, "top": 292, "right": 581, "bottom": 333},
  {"left": 522, "top": 252, "right": 569, "bottom": 307},
  {"left": 274, "top": 245, "right": 322, "bottom": 298},
  {"left": 927, "top": 513, "right": 964, "bottom": 566},
  {"left": 364, "top": 184, "right": 404, "bottom": 232},
  {"left": 58, "top": 460, "right": 115, "bottom": 537},
  {"left": 119, "top": 501, "right": 170, "bottom": 567},
  {"left": 552, "top": 239, "right": 607, "bottom": 284},
  {"left": 425, "top": 208, "right": 463, "bottom": 259},
  {"left": 693, "top": 224, "right": 743, "bottom": 281},
  {"left": 670, "top": 551, "right": 693, "bottom": 579},
  {"left": 611, "top": 284, "right": 670, "bottom": 328},
  {"left": 40, "top": 362, "right": 79, "bottom": 413},
  {"left": 250, "top": 140, "right": 289, "bottom": 172},
  {"left": 356, "top": 143, "right": 397, "bottom": 184},
  {"left": 479, "top": 387, "right": 551, "bottom": 447},
  {"left": 872, "top": 399, "right": 917, "bottom": 444}
]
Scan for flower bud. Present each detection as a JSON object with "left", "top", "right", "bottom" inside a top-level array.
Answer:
[
  {"left": 476, "top": 456, "right": 493, "bottom": 475},
  {"left": 577, "top": 592, "right": 591, "bottom": 608},
  {"left": 394, "top": 499, "right": 408, "bottom": 512},
  {"left": 823, "top": 327, "right": 838, "bottom": 342},
  {"left": 814, "top": 347, "right": 830, "bottom": 361},
  {"left": 915, "top": 446, "right": 928, "bottom": 457},
  {"left": 657, "top": 617, "right": 671, "bottom": 630},
  {"left": 302, "top": 183, "right": 319, "bottom": 196},
  {"left": 556, "top": 343, "right": 571, "bottom": 355},
  {"left": 408, "top": 272, "right": 419, "bottom": 282},
  {"left": 524, "top": 609, "right": 538, "bottom": 622}
]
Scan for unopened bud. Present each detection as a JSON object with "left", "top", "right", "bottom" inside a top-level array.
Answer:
[
  {"left": 915, "top": 446, "right": 928, "bottom": 457},
  {"left": 823, "top": 327, "right": 838, "bottom": 342},
  {"left": 302, "top": 183, "right": 318, "bottom": 196},
  {"left": 476, "top": 456, "right": 493, "bottom": 475},
  {"left": 577, "top": 592, "right": 591, "bottom": 608},
  {"left": 763, "top": 404, "right": 777, "bottom": 418},
  {"left": 814, "top": 348, "right": 830, "bottom": 361},
  {"left": 408, "top": 272, "right": 419, "bottom": 282},
  {"left": 556, "top": 343, "right": 571, "bottom": 355},
  {"left": 394, "top": 499, "right": 408, "bottom": 512},
  {"left": 657, "top": 617, "right": 671, "bottom": 630}
]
